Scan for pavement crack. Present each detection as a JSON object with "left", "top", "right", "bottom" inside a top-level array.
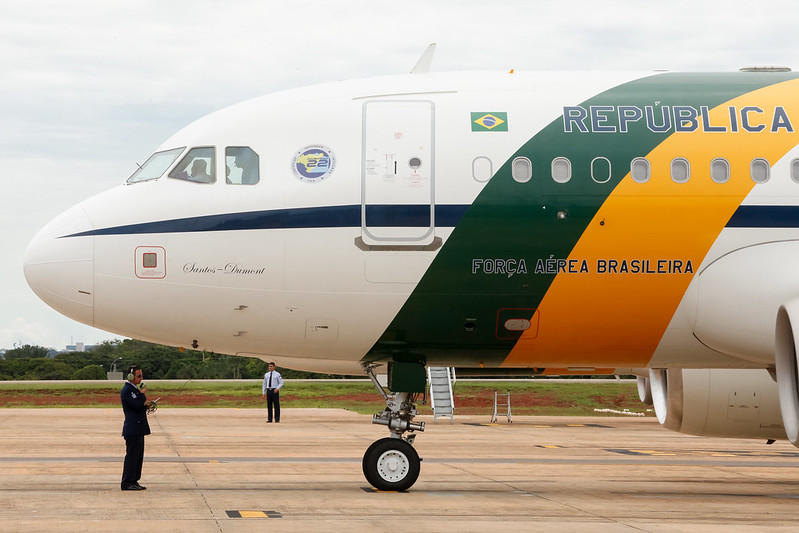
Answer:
[
  {"left": 439, "top": 462, "right": 654, "bottom": 532},
  {"left": 151, "top": 413, "right": 222, "bottom": 532},
  {"left": 440, "top": 462, "right": 551, "bottom": 500}
]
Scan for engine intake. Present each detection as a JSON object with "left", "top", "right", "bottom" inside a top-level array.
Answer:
[
  {"left": 649, "top": 368, "right": 784, "bottom": 440},
  {"left": 775, "top": 301, "right": 799, "bottom": 445}
]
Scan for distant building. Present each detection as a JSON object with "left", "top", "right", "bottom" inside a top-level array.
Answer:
[{"left": 64, "top": 343, "right": 96, "bottom": 353}]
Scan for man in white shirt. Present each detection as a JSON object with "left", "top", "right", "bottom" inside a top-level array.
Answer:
[{"left": 262, "top": 362, "right": 284, "bottom": 423}]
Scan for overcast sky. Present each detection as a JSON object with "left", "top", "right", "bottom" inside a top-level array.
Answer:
[{"left": 1, "top": 0, "right": 797, "bottom": 350}]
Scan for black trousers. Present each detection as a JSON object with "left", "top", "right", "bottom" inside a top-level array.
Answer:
[
  {"left": 266, "top": 389, "right": 280, "bottom": 421},
  {"left": 121, "top": 435, "right": 145, "bottom": 488}
]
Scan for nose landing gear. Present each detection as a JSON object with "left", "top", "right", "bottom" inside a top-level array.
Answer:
[{"left": 362, "top": 364, "right": 425, "bottom": 491}]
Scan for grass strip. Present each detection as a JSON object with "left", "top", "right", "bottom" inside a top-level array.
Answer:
[{"left": 0, "top": 380, "right": 649, "bottom": 416}]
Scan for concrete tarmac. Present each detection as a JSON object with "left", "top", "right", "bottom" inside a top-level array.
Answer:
[{"left": 1, "top": 408, "right": 799, "bottom": 532}]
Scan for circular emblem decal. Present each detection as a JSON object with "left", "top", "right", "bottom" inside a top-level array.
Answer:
[{"left": 291, "top": 144, "right": 336, "bottom": 182}]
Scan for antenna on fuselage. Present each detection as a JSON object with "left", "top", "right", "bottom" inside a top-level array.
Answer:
[{"left": 411, "top": 43, "right": 436, "bottom": 74}]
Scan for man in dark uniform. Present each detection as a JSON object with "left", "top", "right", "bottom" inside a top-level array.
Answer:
[{"left": 121, "top": 365, "right": 151, "bottom": 491}]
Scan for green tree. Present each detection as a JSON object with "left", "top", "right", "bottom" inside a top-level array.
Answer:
[
  {"left": 244, "top": 359, "right": 269, "bottom": 378},
  {"left": 23, "top": 360, "right": 74, "bottom": 380},
  {"left": 4, "top": 344, "right": 50, "bottom": 360},
  {"left": 2, "top": 337, "right": 359, "bottom": 380},
  {"left": 71, "top": 364, "right": 108, "bottom": 380}
]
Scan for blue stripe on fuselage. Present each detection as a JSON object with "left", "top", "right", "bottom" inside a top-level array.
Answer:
[
  {"left": 726, "top": 205, "right": 799, "bottom": 228},
  {"left": 61, "top": 204, "right": 470, "bottom": 237},
  {"left": 62, "top": 204, "right": 799, "bottom": 238}
]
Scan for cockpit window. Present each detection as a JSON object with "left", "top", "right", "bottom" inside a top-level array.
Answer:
[
  {"left": 168, "top": 147, "right": 216, "bottom": 183},
  {"left": 127, "top": 147, "right": 184, "bottom": 184},
  {"left": 226, "top": 147, "right": 259, "bottom": 185}
]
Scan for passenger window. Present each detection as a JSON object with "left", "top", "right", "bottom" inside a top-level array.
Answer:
[
  {"left": 631, "top": 158, "right": 650, "bottom": 183},
  {"left": 591, "top": 157, "right": 611, "bottom": 183},
  {"left": 751, "top": 158, "right": 770, "bottom": 183},
  {"left": 710, "top": 158, "right": 730, "bottom": 184},
  {"left": 792, "top": 158, "right": 799, "bottom": 183},
  {"left": 511, "top": 157, "right": 532, "bottom": 183},
  {"left": 127, "top": 147, "right": 184, "bottom": 184},
  {"left": 226, "top": 147, "right": 260, "bottom": 185},
  {"left": 472, "top": 156, "right": 493, "bottom": 183},
  {"left": 551, "top": 157, "right": 571, "bottom": 183},
  {"left": 168, "top": 147, "right": 215, "bottom": 183},
  {"left": 670, "top": 158, "right": 690, "bottom": 183}
]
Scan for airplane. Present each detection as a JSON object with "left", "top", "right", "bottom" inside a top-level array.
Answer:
[{"left": 23, "top": 44, "right": 799, "bottom": 491}]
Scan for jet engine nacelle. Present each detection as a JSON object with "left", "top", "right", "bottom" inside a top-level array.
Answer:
[
  {"left": 694, "top": 242, "right": 799, "bottom": 365},
  {"left": 648, "top": 368, "right": 785, "bottom": 441},
  {"left": 775, "top": 301, "right": 799, "bottom": 446}
]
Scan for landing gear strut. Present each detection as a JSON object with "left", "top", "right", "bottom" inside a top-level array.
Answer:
[{"left": 362, "top": 363, "right": 425, "bottom": 491}]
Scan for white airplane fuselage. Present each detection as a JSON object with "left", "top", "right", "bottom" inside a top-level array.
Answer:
[
  {"left": 24, "top": 69, "right": 799, "bottom": 488},
  {"left": 28, "top": 71, "right": 658, "bottom": 373}
]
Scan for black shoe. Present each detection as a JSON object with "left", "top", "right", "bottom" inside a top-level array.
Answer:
[
  {"left": 275, "top": 420, "right": 280, "bottom": 423},
  {"left": 135, "top": 484, "right": 147, "bottom": 490},
  {"left": 267, "top": 420, "right": 272, "bottom": 423},
  {"left": 122, "top": 485, "right": 144, "bottom": 491}
]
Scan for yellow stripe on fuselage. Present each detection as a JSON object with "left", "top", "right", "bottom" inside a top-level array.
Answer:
[{"left": 503, "top": 78, "right": 799, "bottom": 367}]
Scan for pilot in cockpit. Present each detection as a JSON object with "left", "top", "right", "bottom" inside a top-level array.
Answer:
[
  {"left": 190, "top": 159, "right": 213, "bottom": 183},
  {"left": 231, "top": 149, "right": 258, "bottom": 184}
]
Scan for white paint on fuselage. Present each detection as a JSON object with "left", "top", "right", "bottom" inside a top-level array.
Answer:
[{"left": 27, "top": 71, "right": 660, "bottom": 373}]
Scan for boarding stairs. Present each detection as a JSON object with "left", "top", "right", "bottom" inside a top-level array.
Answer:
[
  {"left": 427, "top": 366, "right": 456, "bottom": 424},
  {"left": 491, "top": 389, "right": 512, "bottom": 423}
]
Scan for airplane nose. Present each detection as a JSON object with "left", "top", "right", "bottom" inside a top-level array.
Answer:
[{"left": 24, "top": 204, "right": 95, "bottom": 326}]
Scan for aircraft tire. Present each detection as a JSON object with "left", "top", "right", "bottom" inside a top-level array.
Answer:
[{"left": 362, "top": 437, "right": 420, "bottom": 491}]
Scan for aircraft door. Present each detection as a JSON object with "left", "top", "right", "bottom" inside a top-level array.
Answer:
[{"left": 361, "top": 100, "right": 435, "bottom": 247}]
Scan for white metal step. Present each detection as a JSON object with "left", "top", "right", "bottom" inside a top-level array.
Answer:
[{"left": 427, "top": 366, "right": 456, "bottom": 424}]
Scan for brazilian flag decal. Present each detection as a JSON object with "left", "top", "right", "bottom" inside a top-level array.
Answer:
[{"left": 471, "top": 112, "right": 507, "bottom": 131}]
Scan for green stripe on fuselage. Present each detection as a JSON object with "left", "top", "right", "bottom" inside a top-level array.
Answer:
[{"left": 365, "top": 72, "right": 799, "bottom": 367}]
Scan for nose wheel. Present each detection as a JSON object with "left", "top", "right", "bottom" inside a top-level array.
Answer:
[{"left": 362, "top": 437, "right": 421, "bottom": 491}]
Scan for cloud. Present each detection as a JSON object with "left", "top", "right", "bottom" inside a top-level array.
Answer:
[
  {"left": 0, "top": 317, "right": 61, "bottom": 349},
  {"left": 0, "top": 315, "right": 120, "bottom": 351},
  {"left": 2, "top": 0, "right": 798, "bottom": 349}
]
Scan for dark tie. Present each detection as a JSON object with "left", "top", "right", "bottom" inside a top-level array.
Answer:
[{"left": 268, "top": 372, "right": 272, "bottom": 388}]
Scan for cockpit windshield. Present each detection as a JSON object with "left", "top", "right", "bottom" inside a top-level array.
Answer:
[
  {"left": 168, "top": 147, "right": 216, "bottom": 183},
  {"left": 127, "top": 147, "right": 185, "bottom": 184}
]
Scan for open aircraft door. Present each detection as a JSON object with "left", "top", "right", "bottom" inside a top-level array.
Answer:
[{"left": 361, "top": 100, "right": 436, "bottom": 248}]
